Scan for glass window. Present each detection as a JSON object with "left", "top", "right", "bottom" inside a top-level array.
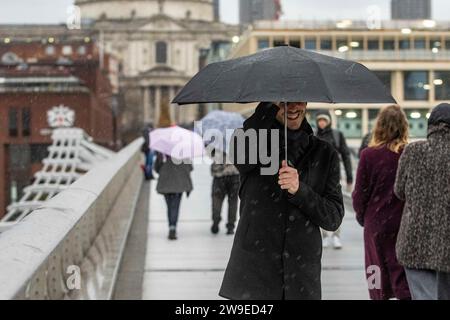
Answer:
[
  {"left": 156, "top": 41, "right": 167, "bottom": 64},
  {"left": 289, "top": 39, "right": 301, "bottom": 48},
  {"left": 350, "top": 39, "right": 363, "bottom": 50},
  {"left": 273, "top": 39, "right": 285, "bottom": 47},
  {"left": 45, "top": 45, "right": 55, "bottom": 55},
  {"left": 367, "top": 39, "right": 380, "bottom": 50},
  {"left": 30, "top": 144, "right": 50, "bottom": 164},
  {"left": 429, "top": 38, "right": 442, "bottom": 50},
  {"left": 258, "top": 38, "right": 270, "bottom": 50},
  {"left": 414, "top": 38, "right": 426, "bottom": 49},
  {"left": 383, "top": 39, "right": 395, "bottom": 50},
  {"left": 434, "top": 71, "right": 450, "bottom": 100},
  {"left": 399, "top": 39, "right": 411, "bottom": 50},
  {"left": 320, "top": 39, "right": 332, "bottom": 50},
  {"left": 22, "top": 108, "right": 31, "bottom": 137},
  {"left": 336, "top": 109, "right": 362, "bottom": 139},
  {"left": 77, "top": 46, "right": 87, "bottom": 55},
  {"left": 407, "top": 109, "right": 429, "bottom": 138},
  {"left": 304, "top": 38, "right": 317, "bottom": 50},
  {"left": 446, "top": 39, "right": 450, "bottom": 50},
  {"left": 404, "top": 71, "right": 430, "bottom": 101},
  {"left": 62, "top": 45, "right": 72, "bottom": 55},
  {"left": 336, "top": 38, "right": 348, "bottom": 51},
  {"left": 9, "top": 108, "right": 18, "bottom": 137},
  {"left": 373, "top": 71, "right": 392, "bottom": 92}
]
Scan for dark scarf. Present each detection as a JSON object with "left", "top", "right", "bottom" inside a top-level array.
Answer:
[{"left": 272, "top": 119, "right": 312, "bottom": 167}]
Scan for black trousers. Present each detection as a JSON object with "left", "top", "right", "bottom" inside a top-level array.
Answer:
[
  {"left": 164, "top": 193, "right": 182, "bottom": 228},
  {"left": 212, "top": 175, "right": 240, "bottom": 229}
]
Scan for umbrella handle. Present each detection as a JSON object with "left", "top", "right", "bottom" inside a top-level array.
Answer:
[{"left": 284, "top": 102, "right": 288, "bottom": 166}]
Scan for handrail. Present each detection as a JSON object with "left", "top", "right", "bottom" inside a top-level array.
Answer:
[{"left": 0, "top": 138, "right": 144, "bottom": 300}]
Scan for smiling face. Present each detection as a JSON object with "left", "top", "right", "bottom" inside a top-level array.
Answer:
[{"left": 276, "top": 102, "right": 308, "bottom": 130}]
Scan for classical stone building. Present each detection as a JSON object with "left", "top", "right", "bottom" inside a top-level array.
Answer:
[{"left": 75, "top": 0, "right": 238, "bottom": 141}]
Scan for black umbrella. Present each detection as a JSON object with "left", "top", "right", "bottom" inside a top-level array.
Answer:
[{"left": 173, "top": 46, "right": 396, "bottom": 162}]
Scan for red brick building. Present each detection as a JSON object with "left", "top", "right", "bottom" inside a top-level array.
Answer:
[{"left": 0, "top": 37, "right": 118, "bottom": 218}]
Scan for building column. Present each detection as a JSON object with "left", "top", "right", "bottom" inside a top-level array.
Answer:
[
  {"left": 143, "top": 86, "right": 150, "bottom": 122},
  {"left": 155, "top": 86, "right": 161, "bottom": 126},
  {"left": 169, "top": 86, "right": 175, "bottom": 124},
  {"left": 362, "top": 108, "right": 369, "bottom": 136}
]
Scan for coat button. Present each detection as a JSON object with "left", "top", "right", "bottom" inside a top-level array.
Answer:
[{"left": 289, "top": 215, "right": 295, "bottom": 222}]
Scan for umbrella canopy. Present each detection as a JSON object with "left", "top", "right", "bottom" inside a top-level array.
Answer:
[
  {"left": 150, "top": 126, "right": 205, "bottom": 160},
  {"left": 173, "top": 46, "right": 396, "bottom": 105},
  {"left": 195, "top": 110, "right": 245, "bottom": 153}
]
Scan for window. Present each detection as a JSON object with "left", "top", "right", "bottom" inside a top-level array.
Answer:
[
  {"left": 9, "top": 108, "right": 18, "bottom": 137},
  {"left": 30, "top": 144, "right": 49, "bottom": 163},
  {"left": 404, "top": 71, "right": 429, "bottom": 101},
  {"left": 45, "top": 45, "right": 55, "bottom": 55},
  {"left": 320, "top": 39, "right": 332, "bottom": 50},
  {"left": 336, "top": 38, "right": 348, "bottom": 51},
  {"left": 383, "top": 39, "right": 395, "bottom": 50},
  {"left": 367, "top": 39, "right": 380, "bottom": 50},
  {"left": 414, "top": 38, "right": 426, "bottom": 49},
  {"left": 434, "top": 71, "right": 450, "bottom": 100},
  {"left": 399, "top": 39, "right": 411, "bottom": 50},
  {"left": 77, "top": 46, "right": 87, "bottom": 55},
  {"left": 258, "top": 38, "right": 270, "bottom": 50},
  {"left": 350, "top": 39, "right": 363, "bottom": 50},
  {"left": 336, "top": 109, "right": 362, "bottom": 139},
  {"left": 304, "top": 38, "right": 317, "bottom": 50},
  {"left": 289, "top": 39, "right": 301, "bottom": 48},
  {"left": 407, "top": 109, "right": 429, "bottom": 138},
  {"left": 155, "top": 41, "right": 167, "bottom": 64},
  {"left": 22, "top": 108, "right": 31, "bottom": 137},
  {"left": 429, "top": 38, "right": 442, "bottom": 50},
  {"left": 62, "top": 45, "right": 73, "bottom": 55},
  {"left": 273, "top": 39, "right": 285, "bottom": 47},
  {"left": 373, "top": 71, "right": 392, "bottom": 92}
]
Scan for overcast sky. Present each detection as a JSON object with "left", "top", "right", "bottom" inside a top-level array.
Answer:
[{"left": 0, "top": 0, "right": 449, "bottom": 24}]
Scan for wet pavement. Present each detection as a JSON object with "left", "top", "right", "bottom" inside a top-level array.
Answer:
[{"left": 140, "top": 163, "right": 368, "bottom": 300}]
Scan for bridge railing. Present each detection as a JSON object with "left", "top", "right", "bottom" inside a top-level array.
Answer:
[{"left": 0, "top": 138, "right": 144, "bottom": 300}]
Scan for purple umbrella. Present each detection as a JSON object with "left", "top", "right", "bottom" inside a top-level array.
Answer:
[{"left": 150, "top": 125, "right": 205, "bottom": 160}]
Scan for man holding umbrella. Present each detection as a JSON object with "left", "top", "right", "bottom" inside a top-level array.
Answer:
[
  {"left": 173, "top": 46, "right": 396, "bottom": 299},
  {"left": 218, "top": 101, "right": 344, "bottom": 300}
]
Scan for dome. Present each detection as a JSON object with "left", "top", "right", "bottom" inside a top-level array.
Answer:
[{"left": 75, "top": 0, "right": 214, "bottom": 22}]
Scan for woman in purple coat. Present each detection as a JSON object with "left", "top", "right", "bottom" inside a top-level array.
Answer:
[{"left": 352, "top": 105, "right": 411, "bottom": 300}]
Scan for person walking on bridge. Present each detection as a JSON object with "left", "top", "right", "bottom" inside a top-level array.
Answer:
[{"left": 352, "top": 105, "right": 411, "bottom": 300}]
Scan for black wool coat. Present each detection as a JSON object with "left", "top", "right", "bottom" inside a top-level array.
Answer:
[{"left": 219, "top": 103, "right": 344, "bottom": 300}]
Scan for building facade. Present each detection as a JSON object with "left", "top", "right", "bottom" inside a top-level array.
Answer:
[
  {"left": 75, "top": 0, "right": 238, "bottom": 141},
  {"left": 0, "top": 36, "right": 116, "bottom": 218},
  {"left": 239, "top": 0, "right": 281, "bottom": 25},
  {"left": 227, "top": 20, "right": 450, "bottom": 144},
  {"left": 391, "top": 0, "right": 432, "bottom": 20}
]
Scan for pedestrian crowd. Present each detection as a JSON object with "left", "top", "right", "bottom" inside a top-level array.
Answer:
[{"left": 141, "top": 102, "right": 450, "bottom": 300}]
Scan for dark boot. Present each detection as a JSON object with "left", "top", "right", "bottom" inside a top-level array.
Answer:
[
  {"left": 168, "top": 228, "right": 177, "bottom": 240},
  {"left": 211, "top": 223, "right": 219, "bottom": 235},
  {"left": 226, "top": 223, "right": 235, "bottom": 235}
]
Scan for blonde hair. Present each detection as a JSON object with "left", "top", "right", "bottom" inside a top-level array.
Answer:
[{"left": 369, "top": 105, "right": 409, "bottom": 153}]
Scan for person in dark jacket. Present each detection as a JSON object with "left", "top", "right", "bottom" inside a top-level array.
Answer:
[
  {"left": 154, "top": 152, "right": 193, "bottom": 240},
  {"left": 352, "top": 105, "right": 411, "bottom": 300},
  {"left": 141, "top": 123, "right": 155, "bottom": 180},
  {"left": 315, "top": 109, "right": 352, "bottom": 249},
  {"left": 394, "top": 103, "right": 450, "bottom": 300},
  {"left": 219, "top": 102, "right": 344, "bottom": 300},
  {"left": 210, "top": 149, "right": 240, "bottom": 235}
]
